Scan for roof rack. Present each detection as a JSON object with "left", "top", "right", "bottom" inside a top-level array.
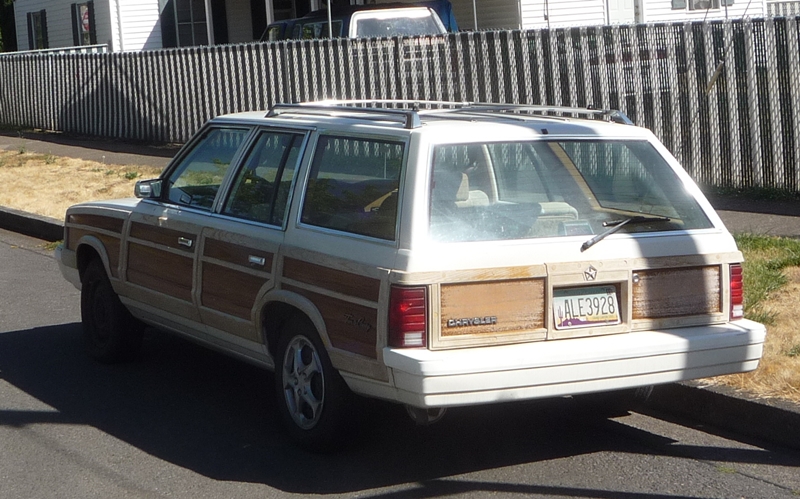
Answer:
[
  {"left": 267, "top": 102, "right": 424, "bottom": 129},
  {"left": 436, "top": 103, "right": 634, "bottom": 125},
  {"left": 266, "top": 100, "right": 633, "bottom": 128}
]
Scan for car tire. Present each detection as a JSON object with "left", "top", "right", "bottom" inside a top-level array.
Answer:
[
  {"left": 80, "top": 258, "right": 144, "bottom": 363},
  {"left": 274, "top": 315, "right": 352, "bottom": 452}
]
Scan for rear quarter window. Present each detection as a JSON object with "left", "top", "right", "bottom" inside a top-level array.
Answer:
[{"left": 301, "top": 135, "right": 405, "bottom": 240}]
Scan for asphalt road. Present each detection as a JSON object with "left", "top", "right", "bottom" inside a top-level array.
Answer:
[{"left": 1, "top": 228, "right": 800, "bottom": 499}]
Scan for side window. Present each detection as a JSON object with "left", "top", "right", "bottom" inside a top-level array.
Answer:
[
  {"left": 301, "top": 135, "right": 404, "bottom": 241},
  {"left": 223, "top": 131, "right": 304, "bottom": 226},
  {"left": 300, "top": 20, "right": 342, "bottom": 39},
  {"left": 165, "top": 128, "right": 250, "bottom": 210},
  {"left": 487, "top": 143, "right": 551, "bottom": 203}
]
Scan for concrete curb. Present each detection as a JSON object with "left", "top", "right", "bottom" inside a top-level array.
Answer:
[
  {"left": 2, "top": 205, "right": 800, "bottom": 452},
  {"left": 649, "top": 382, "right": 800, "bottom": 451},
  {"left": 0, "top": 206, "right": 64, "bottom": 242}
]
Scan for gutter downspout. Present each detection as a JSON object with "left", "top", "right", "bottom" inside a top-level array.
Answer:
[
  {"left": 115, "top": 0, "right": 124, "bottom": 51},
  {"left": 327, "top": 0, "right": 332, "bottom": 37},
  {"left": 205, "top": 0, "right": 214, "bottom": 44},
  {"left": 472, "top": 0, "right": 477, "bottom": 30}
]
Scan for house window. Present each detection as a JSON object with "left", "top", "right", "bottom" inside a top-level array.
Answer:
[
  {"left": 175, "top": 0, "right": 209, "bottom": 46},
  {"left": 689, "top": 0, "right": 720, "bottom": 9},
  {"left": 26, "top": 10, "right": 48, "bottom": 50},
  {"left": 672, "top": 0, "right": 731, "bottom": 9},
  {"left": 72, "top": 2, "right": 97, "bottom": 46}
]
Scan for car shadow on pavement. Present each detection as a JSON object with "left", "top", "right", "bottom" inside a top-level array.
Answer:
[{"left": 1, "top": 323, "right": 797, "bottom": 496}]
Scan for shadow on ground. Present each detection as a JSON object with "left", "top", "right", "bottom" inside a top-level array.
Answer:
[
  {"left": 0, "top": 323, "right": 796, "bottom": 496},
  {"left": 0, "top": 130, "right": 179, "bottom": 161}
]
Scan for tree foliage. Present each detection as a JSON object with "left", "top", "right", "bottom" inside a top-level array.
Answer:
[{"left": 0, "top": 0, "right": 17, "bottom": 52}]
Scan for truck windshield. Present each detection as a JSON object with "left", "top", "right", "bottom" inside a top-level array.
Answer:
[
  {"left": 428, "top": 140, "right": 712, "bottom": 242},
  {"left": 352, "top": 8, "right": 445, "bottom": 37}
]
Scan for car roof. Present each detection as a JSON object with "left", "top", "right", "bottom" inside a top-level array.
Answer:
[{"left": 211, "top": 101, "right": 649, "bottom": 140}]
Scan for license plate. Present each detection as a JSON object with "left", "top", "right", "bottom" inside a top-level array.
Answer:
[{"left": 553, "top": 285, "right": 620, "bottom": 330}]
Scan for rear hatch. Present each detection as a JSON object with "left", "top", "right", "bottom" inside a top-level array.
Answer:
[{"left": 404, "top": 136, "right": 741, "bottom": 350}]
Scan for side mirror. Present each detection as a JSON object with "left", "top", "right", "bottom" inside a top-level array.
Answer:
[{"left": 135, "top": 179, "right": 163, "bottom": 199}]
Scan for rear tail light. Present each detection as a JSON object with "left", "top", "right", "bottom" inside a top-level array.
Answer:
[
  {"left": 388, "top": 285, "right": 427, "bottom": 348},
  {"left": 730, "top": 264, "right": 744, "bottom": 320}
]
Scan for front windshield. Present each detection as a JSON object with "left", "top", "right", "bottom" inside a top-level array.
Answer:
[
  {"left": 429, "top": 140, "right": 712, "bottom": 242},
  {"left": 353, "top": 10, "right": 444, "bottom": 37}
]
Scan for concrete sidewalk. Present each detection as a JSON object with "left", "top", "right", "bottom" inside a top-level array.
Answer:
[
  {"left": 2, "top": 130, "right": 799, "bottom": 451},
  {"left": 0, "top": 130, "right": 178, "bottom": 169}
]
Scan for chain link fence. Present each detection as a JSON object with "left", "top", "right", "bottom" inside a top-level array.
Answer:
[{"left": 1, "top": 17, "right": 799, "bottom": 191}]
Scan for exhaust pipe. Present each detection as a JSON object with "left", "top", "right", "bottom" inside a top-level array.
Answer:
[{"left": 405, "top": 405, "right": 447, "bottom": 425}]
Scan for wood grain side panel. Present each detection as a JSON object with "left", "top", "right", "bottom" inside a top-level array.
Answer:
[
  {"left": 201, "top": 262, "right": 268, "bottom": 320},
  {"left": 127, "top": 242, "right": 193, "bottom": 302},
  {"left": 129, "top": 222, "right": 195, "bottom": 252},
  {"left": 633, "top": 266, "right": 721, "bottom": 319},
  {"left": 68, "top": 214, "right": 124, "bottom": 233},
  {"left": 284, "top": 285, "right": 378, "bottom": 359},
  {"left": 440, "top": 279, "right": 546, "bottom": 336},
  {"left": 204, "top": 238, "right": 274, "bottom": 270},
  {"left": 68, "top": 228, "right": 122, "bottom": 278},
  {"left": 283, "top": 258, "right": 380, "bottom": 302}
]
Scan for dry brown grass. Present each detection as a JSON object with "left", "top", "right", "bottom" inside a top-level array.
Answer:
[
  {"left": 0, "top": 150, "right": 163, "bottom": 220},
  {"left": 1, "top": 149, "right": 798, "bottom": 403},
  {"left": 704, "top": 266, "right": 800, "bottom": 403}
]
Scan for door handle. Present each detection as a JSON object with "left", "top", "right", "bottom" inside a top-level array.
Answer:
[
  {"left": 178, "top": 237, "right": 193, "bottom": 248},
  {"left": 248, "top": 255, "right": 266, "bottom": 267}
]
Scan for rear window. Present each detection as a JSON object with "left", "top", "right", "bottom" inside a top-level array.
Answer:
[{"left": 429, "top": 140, "right": 712, "bottom": 243}]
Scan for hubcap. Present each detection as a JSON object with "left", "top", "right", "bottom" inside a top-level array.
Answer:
[{"left": 281, "top": 336, "right": 325, "bottom": 430}]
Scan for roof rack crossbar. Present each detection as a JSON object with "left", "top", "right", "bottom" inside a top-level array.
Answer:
[
  {"left": 435, "top": 103, "right": 633, "bottom": 125},
  {"left": 267, "top": 102, "right": 423, "bottom": 129}
]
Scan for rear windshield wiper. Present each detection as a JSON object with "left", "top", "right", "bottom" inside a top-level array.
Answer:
[{"left": 580, "top": 215, "right": 671, "bottom": 252}]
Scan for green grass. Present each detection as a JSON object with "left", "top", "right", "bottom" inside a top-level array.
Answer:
[
  {"left": 705, "top": 185, "right": 800, "bottom": 202},
  {"left": 42, "top": 240, "right": 62, "bottom": 252},
  {"left": 735, "top": 233, "right": 800, "bottom": 325}
]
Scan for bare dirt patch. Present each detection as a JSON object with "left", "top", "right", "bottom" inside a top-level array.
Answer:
[
  {"left": 705, "top": 266, "right": 800, "bottom": 403},
  {"left": 0, "top": 150, "right": 162, "bottom": 220}
]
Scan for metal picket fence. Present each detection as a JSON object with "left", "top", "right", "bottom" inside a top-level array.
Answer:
[{"left": 1, "top": 16, "right": 799, "bottom": 191}]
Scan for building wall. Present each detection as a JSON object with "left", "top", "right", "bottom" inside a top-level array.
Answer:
[
  {"left": 116, "top": 0, "right": 161, "bottom": 50},
  {"left": 521, "top": 0, "right": 607, "bottom": 29},
  {"left": 227, "top": 0, "right": 253, "bottom": 43},
  {"left": 14, "top": 0, "right": 160, "bottom": 52},
  {"left": 641, "top": 0, "right": 765, "bottom": 23},
  {"left": 15, "top": 0, "right": 76, "bottom": 50},
  {"left": 451, "top": 0, "right": 521, "bottom": 30},
  {"left": 519, "top": 0, "right": 767, "bottom": 29}
]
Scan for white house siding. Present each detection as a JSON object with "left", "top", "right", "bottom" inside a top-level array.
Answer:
[
  {"left": 93, "top": 0, "right": 113, "bottom": 48},
  {"left": 641, "top": 0, "right": 765, "bottom": 22},
  {"left": 450, "top": 0, "right": 521, "bottom": 30},
  {"left": 13, "top": 0, "right": 157, "bottom": 52},
  {"left": 227, "top": 0, "right": 253, "bottom": 43},
  {"left": 373, "top": 0, "right": 519, "bottom": 30},
  {"left": 116, "top": 0, "right": 161, "bottom": 51},
  {"left": 15, "top": 0, "right": 76, "bottom": 49},
  {"left": 520, "top": 0, "right": 607, "bottom": 29}
]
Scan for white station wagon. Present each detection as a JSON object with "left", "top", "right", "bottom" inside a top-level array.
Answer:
[{"left": 56, "top": 101, "right": 766, "bottom": 450}]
